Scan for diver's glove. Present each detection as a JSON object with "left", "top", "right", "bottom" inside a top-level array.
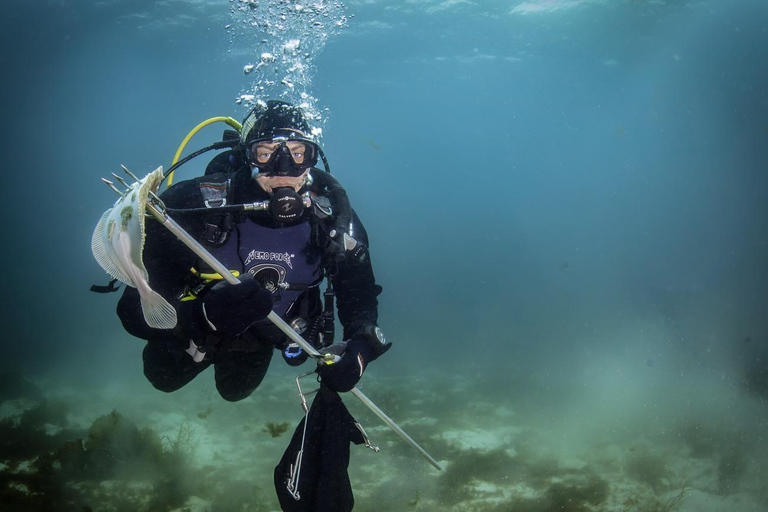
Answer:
[
  {"left": 201, "top": 275, "right": 273, "bottom": 337},
  {"left": 316, "top": 325, "right": 391, "bottom": 392}
]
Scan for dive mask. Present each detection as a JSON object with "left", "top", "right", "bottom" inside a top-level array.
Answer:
[{"left": 246, "top": 137, "right": 319, "bottom": 177}]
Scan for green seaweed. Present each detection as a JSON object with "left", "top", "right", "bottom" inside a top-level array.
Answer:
[
  {"left": 621, "top": 487, "right": 687, "bottom": 512},
  {"left": 438, "top": 448, "right": 521, "bottom": 505},
  {"left": 717, "top": 445, "right": 746, "bottom": 495},
  {"left": 547, "top": 476, "right": 609, "bottom": 511},
  {"left": 197, "top": 406, "right": 214, "bottom": 420},
  {"left": 0, "top": 400, "right": 79, "bottom": 462},
  {"left": 263, "top": 421, "right": 290, "bottom": 438},
  {"left": 0, "top": 407, "right": 211, "bottom": 512},
  {"left": 626, "top": 451, "right": 669, "bottom": 492}
]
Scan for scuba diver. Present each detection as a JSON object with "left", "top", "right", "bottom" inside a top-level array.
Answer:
[{"left": 115, "top": 100, "right": 391, "bottom": 402}]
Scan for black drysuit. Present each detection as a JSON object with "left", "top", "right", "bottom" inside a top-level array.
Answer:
[{"left": 116, "top": 163, "right": 381, "bottom": 401}]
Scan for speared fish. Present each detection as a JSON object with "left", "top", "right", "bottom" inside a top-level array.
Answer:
[{"left": 91, "top": 166, "right": 177, "bottom": 329}]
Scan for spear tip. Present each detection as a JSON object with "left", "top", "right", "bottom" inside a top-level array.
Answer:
[
  {"left": 120, "top": 164, "right": 139, "bottom": 181},
  {"left": 101, "top": 178, "right": 123, "bottom": 195}
]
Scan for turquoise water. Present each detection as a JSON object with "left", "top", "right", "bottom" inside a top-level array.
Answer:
[{"left": 1, "top": 1, "right": 767, "bottom": 511}]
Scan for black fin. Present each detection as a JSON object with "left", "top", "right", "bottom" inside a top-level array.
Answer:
[{"left": 90, "top": 278, "right": 121, "bottom": 294}]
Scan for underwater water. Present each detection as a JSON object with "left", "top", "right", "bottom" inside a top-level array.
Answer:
[{"left": 2, "top": 0, "right": 768, "bottom": 510}]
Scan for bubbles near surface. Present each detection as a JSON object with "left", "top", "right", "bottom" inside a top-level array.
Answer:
[{"left": 228, "top": 0, "right": 349, "bottom": 134}]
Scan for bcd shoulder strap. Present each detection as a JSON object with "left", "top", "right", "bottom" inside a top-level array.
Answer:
[{"left": 197, "top": 175, "right": 235, "bottom": 247}]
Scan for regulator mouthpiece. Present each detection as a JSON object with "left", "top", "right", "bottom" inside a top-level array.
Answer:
[{"left": 269, "top": 187, "right": 308, "bottom": 223}]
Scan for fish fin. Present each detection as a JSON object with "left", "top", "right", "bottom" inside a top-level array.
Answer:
[
  {"left": 91, "top": 209, "right": 136, "bottom": 287},
  {"left": 139, "top": 288, "right": 178, "bottom": 329}
]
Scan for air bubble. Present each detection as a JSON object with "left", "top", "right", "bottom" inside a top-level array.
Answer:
[{"left": 230, "top": 0, "right": 349, "bottom": 137}]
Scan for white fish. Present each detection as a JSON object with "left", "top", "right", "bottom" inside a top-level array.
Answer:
[{"left": 91, "top": 166, "right": 177, "bottom": 329}]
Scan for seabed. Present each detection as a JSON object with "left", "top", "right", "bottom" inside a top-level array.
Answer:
[{"left": 1, "top": 358, "right": 766, "bottom": 512}]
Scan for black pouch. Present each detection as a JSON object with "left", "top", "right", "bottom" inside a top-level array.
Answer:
[{"left": 274, "top": 386, "right": 365, "bottom": 512}]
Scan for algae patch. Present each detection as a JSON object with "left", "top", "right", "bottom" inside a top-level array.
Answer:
[
  {"left": 264, "top": 421, "right": 290, "bottom": 438},
  {"left": 119, "top": 205, "right": 133, "bottom": 231}
]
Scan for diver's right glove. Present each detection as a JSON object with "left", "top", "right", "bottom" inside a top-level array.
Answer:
[{"left": 201, "top": 275, "right": 273, "bottom": 337}]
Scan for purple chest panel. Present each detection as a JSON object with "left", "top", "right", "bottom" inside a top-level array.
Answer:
[{"left": 209, "top": 219, "right": 322, "bottom": 317}]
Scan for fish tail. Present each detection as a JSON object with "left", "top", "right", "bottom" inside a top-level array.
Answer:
[{"left": 137, "top": 285, "right": 178, "bottom": 329}]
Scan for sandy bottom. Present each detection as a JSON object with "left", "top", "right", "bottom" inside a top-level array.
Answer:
[{"left": 1, "top": 359, "right": 767, "bottom": 512}]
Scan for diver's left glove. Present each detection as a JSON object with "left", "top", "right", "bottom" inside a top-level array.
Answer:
[
  {"left": 200, "top": 275, "right": 274, "bottom": 337},
  {"left": 316, "top": 325, "right": 391, "bottom": 392}
]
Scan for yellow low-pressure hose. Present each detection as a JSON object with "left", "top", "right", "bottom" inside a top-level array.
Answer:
[{"left": 166, "top": 116, "right": 243, "bottom": 187}]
